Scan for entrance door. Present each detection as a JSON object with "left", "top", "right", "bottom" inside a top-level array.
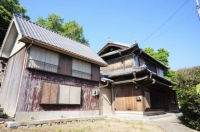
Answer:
[
  {"left": 150, "top": 89, "right": 165, "bottom": 109},
  {"left": 99, "top": 88, "right": 112, "bottom": 115}
]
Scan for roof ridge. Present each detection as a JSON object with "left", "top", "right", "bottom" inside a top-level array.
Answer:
[{"left": 13, "top": 14, "right": 89, "bottom": 47}]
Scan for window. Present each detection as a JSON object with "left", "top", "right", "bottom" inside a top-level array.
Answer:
[
  {"left": 157, "top": 68, "right": 164, "bottom": 77},
  {"left": 72, "top": 58, "right": 91, "bottom": 80},
  {"left": 146, "top": 61, "right": 157, "bottom": 73},
  {"left": 40, "top": 82, "right": 58, "bottom": 104},
  {"left": 134, "top": 55, "right": 139, "bottom": 67},
  {"left": 27, "top": 45, "right": 59, "bottom": 73},
  {"left": 40, "top": 82, "right": 81, "bottom": 105},
  {"left": 58, "top": 84, "right": 81, "bottom": 104}
]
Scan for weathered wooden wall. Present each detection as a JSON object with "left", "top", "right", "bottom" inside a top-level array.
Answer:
[
  {"left": 114, "top": 83, "right": 143, "bottom": 111},
  {"left": 16, "top": 69, "right": 99, "bottom": 112},
  {"left": 0, "top": 47, "right": 26, "bottom": 116},
  {"left": 101, "top": 54, "right": 134, "bottom": 73}
]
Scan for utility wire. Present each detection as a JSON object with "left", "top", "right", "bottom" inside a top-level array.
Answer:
[
  {"left": 141, "top": 0, "right": 190, "bottom": 45},
  {"left": 145, "top": 12, "right": 196, "bottom": 44}
]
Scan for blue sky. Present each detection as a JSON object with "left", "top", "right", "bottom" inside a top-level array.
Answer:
[{"left": 19, "top": 0, "right": 200, "bottom": 70}]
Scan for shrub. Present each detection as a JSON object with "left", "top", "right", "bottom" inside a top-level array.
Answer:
[{"left": 174, "top": 66, "right": 200, "bottom": 130}]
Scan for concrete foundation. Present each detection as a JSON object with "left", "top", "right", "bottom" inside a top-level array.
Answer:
[
  {"left": 7, "top": 115, "right": 106, "bottom": 128},
  {"left": 115, "top": 110, "right": 165, "bottom": 116},
  {"left": 15, "top": 110, "right": 99, "bottom": 121}
]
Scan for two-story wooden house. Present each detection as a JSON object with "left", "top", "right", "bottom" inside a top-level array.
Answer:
[
  {"left": 98, "top": 41, "right": 178, "bottom": 116},
  {"left": 0, "top": 15, "right": 107, "bottom": 120}
]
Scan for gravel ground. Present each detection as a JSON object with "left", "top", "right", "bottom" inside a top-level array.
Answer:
[{"left": 0, "top": 119, "right": 165, "bottom": 132}]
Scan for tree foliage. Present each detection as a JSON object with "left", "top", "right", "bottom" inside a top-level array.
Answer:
[
  {"left": 143, "top": 47, "right": 169, "bottom": 66},
  {"left": 0, "top": 0, "right": 29, "bottom": 46},
  {"left": 143, "top": 47, "right": 175, "bottom": 80},
  {"left": 174, "top": 67, "right": 200, "bottom": 130},
  {"left": 36, "top": 14, "right": 89, "bottom": 46}
]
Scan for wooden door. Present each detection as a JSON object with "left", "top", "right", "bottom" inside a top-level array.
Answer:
[{"left": 150, "top": 89, "right": 165, "bottom": 109}]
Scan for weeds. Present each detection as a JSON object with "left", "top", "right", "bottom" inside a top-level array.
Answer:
[
  {"left": 139, "top": 120, "right": 143, "bottom": 125},
  {"left": 132, "top": 123, "right": 135, "bottom": 128}
]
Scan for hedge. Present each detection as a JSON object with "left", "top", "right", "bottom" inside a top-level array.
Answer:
[{"left": 174, "top": 66, "right": 200, "bottom": 130}]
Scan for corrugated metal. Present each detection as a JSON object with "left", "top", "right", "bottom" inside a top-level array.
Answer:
[
  {"left": 14, "top": 15, "right": 107, "bottom": 66},
  {"left": 0, "top": 48, "right": 26, "bottom": 116},
  {"left": 91, "top": 64, "right": 100, "bottom": 82},
  {"left": 16, "top": 69, "right": 99, "bottom": 112}
]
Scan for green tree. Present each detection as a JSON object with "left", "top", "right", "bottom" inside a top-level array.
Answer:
[
  {"left": 174, "top": 67, "right": 200, "bottom": 130},
  {"left": 144, "top": 47, "right": 169, "bottom": 66},
  {"left": 36, "top": 14, "right": 89, "bottom": 46},
  {"left": 0, "top": 0, "right": 29, "bottom": 46},
  {"left": 36, "top": 14, "right": 64, "bottom": 33},
  {"left": 143, "top": 47, "right": 175, "bottom": 80}
]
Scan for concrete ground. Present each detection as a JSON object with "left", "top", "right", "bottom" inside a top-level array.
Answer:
[{"left": 107, "top": 113, "right": 198, "bottom": 132}]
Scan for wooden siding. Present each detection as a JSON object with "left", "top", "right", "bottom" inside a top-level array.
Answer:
[
  {"left": 164, "top": 89, "right": 179, "bottom": 111},
  {"left": 124, "top": 55, "right": 133, "bottom": 68},
  {"left": 144, "top": 91, "right": 151, "bottom": 109},
  {"left": 114, "top": 83, "right": 143, "bottom": 111},
  {"left": 58, "top": 54, "right": 72, "bottom": 76},
  {"left": 101, "top": 54, "right": 134, "bottom": 73},
  {"left": 91, "top": 64, "right": 100, "bottom": 81},
  {"left": 0, "top": 48, "right": 26, "bottom": 116},
  {"left": 16, "top": 69, "right": 99, "bottom": 112}
]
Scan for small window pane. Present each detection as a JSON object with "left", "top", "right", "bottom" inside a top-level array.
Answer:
[{"left": 134, "top": 55, "right": 139, "bottom": 66}]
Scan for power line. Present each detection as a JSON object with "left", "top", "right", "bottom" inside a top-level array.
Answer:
[
  {"left": 145, "top": 12, "right": 196, "bottom": 44},
  {"left": 141, "top": 0, "right": 190, "bottom": 45}
]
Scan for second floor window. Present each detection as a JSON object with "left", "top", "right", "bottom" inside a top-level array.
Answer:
[
  {"left": 134, "top": 55, "right": 139, "bottom": 67},
  {"left": 72, "top": 58, "right": 91, "bottom": 80},
  {"left": 157, "top": 68, "right": 164, "bottom": 77},
  {"left": 27, "top": 45, "right": 59, "bottom": 73}
]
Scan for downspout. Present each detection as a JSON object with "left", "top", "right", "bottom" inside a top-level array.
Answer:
[
  {"left": 26, "top": 38, "right": 34, "bottom": 50},
  {"left": 99, "top": 80, "right": 110, "bottom": 89},
  {"left": 111, "top": 83, "right": 115, "bottom": 115}
]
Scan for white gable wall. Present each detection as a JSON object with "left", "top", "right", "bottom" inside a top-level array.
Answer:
[{"left": 0, "top": 18, "right": 25, "bottom": 58}]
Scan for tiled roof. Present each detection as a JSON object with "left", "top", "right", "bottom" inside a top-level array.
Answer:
[
  {"left": 109, "top": 41, "right": 131, "bottom": 48},
  {"left": 13, "top": 15, "right": 107, "bottom": 66},
  {"left": 102, "top": 67, "right": 143, "bottom": 78}
]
